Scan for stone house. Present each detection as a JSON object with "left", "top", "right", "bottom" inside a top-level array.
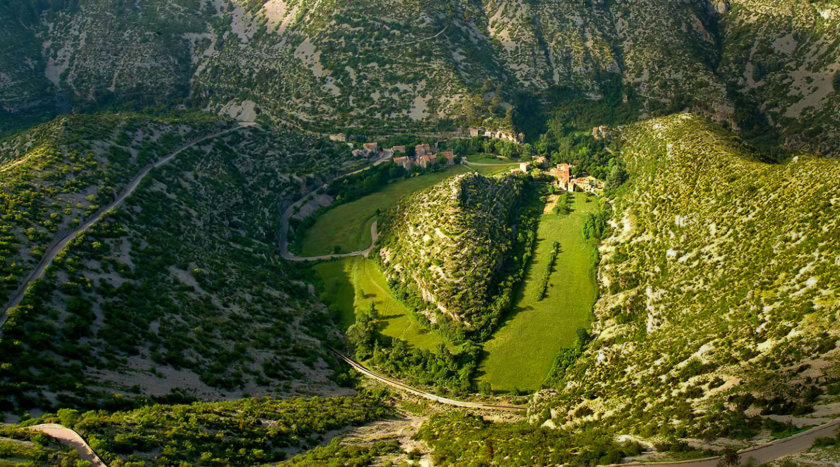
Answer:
[
  {"left": 363, "top": 142, "right": 379, "bottom": 153},
  {"left": 392, "top": 145, "right": 406, "bottom": 154},
  {"left": 329, "top": 133, "right": 347, "bottom": 142},
  {"left": 415, "top": 143, "right": 433, "bottom": 157},
  {"left": 519, "top": 162, "right": 531, "bottom": 172},
  {"left": 549, "top": 163, "right": 574, "bottom": 190},
  {"left": 394, "top": 156, "right": 413, "bottom": 171},
  {"left": 440, "top": 151, "right": 455, "bottom": 167},
  {"left": 572, "top": 176, "right": 605, "bottom": 194},
  {"left": 416, "top": 154, "right": 436, "bottom": 169}
]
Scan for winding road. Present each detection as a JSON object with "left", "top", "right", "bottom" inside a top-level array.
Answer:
[
  {"left": 281, "top": 220, "right": 378, "bottom": 262},
  {"left": 330, "top": 348, "right": 526, "bottom": 412},
  {"left": 0, "top": 124, "right": 250, "bottom": 329},
  {"left": 278, "top": 153, "right": 391, "bottom": 262},
  {"left": 618, "top": 418, "right": 840, "bottom": 466},
  {"left": 463, "top": 159, "right": 520, "bottom": 167}
]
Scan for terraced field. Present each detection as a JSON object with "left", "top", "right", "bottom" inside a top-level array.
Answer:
[{"left": 477, "top": 194, "right": 598, "bottom": 392}]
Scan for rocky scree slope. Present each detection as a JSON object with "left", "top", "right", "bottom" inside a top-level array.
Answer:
[
  {"left": 377, "top": 172, "right": 525, "bottom": 334},
  {"left": 1, "top": 0, "right": 838, "bottom": 153},
  {"left": 535, "top": 114, "right": 840, "bottom": 440}
]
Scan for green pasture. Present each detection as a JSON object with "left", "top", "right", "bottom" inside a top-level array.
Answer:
[
  {"left": 295, "top": 164, "right": 505, "bottom": 256},
  {"left": 477, "top": 193, "right": 598, "bottom": 392},
  {"left": 313, "top": 257, "right": 453, "bottom": 352}
]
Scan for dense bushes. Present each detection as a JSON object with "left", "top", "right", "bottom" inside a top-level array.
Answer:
[
  {"left": 30, "top": 394, "right": 391, "bottom": 466},
  {"left": 417, "top": 411, "right": 644, "bottom": 466}
]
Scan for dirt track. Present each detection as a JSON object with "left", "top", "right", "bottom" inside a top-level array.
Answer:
[
  {"left": 278, "top": 153, "right": 391, "bottom": 262},
  {"left": 28, "top": 423, "right": 107, "bottom": 466},
  {"left": 331, "top": 348, "right": 525, "bottom": 412},
  {"left": 617, "top": 418, "right": 840, "bottom": 466}
]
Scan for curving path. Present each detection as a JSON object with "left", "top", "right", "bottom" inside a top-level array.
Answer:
[
  {"left": 0, "top": 124, "right": 250, "bottom": 328},
  {"left": 281, "top": 221, "right": 378, "bottom": 262},
  {"left": 617, "top": 418, "right": 840, "bottom": 466},
  {"left": 278, "top": 152, "right": 391, "bottom": 262},
  {"left": 27, "top": 423, "right": 107, "bottom": 466},
  {"left": 330, "top": 348, "right": 526, "bottom": 412},
  {"left": 463, "top": 159, "right": 520, "bottom": 167},
  {"left": 0, "top": 154, "right": 36, "bottom": 174}
]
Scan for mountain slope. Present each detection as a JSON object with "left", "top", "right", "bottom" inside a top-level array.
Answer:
[
  {"left": 0, "top": 115, "right": 361, "bottom": 415},
  {"left": 1, "top": 0, "right": 837, "bottom": 154},
  {"left": 536, "top": 113, "right": 840, "bottom": 439}
]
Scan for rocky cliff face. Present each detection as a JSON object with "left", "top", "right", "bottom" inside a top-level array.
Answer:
[{"left": 1, "top": 0, "right": 838, "bottom": 153}]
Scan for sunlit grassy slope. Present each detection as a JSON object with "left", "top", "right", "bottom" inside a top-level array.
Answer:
[
  {"left": 478, "top": 194, "right": 598, "bottom": 392},
  {"left": 297, "top": 164, "right": 507, "bottom": 256},
  {"left": 313, "top": 257, "right": 454, "bottom": 352}
]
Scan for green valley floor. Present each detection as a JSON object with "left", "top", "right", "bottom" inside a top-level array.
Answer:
[
  {"left": 296, "top": 163, "right": 509, "bottom": 257},
  {"left": 477, "top": 193, "right": 598, "bottom": 392},
  {"left": 313, "top": 257, "right": 454, "bottom": 353}
]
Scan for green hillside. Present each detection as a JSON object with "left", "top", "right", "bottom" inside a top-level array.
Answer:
[
  {"left": 377, "top": 172, "right": 532, "bottom": 337},
  {"left": 536, "top": 113, "right": 840, "bottom": 439},
  {"left": 479, "top": 193, "right": 599, "bottom": 392},
  {"left": 2, "top": 1, "right": 838, "bottom": 153},
  {"left": 0, "top": 115, "right": 358, "bottom": 414},
  {"left": 0, "top": 0, "right": 839, "bottom": 463}
]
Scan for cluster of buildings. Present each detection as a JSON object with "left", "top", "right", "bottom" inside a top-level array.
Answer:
[
  {"left": 393, "top": 143, "right": 455, "bottom": 171},
  {"left": 330, "top": 131, "right": 604, "bottom": 194},
  {"left": 509, "top": 159, "right": 602, "bottom": 193},
  {"left": 330, "top": 133, "right": 457, "bottom": 172},
  {"left": 547, "top": 162, "right": 604, "bottom": 194},
  {"left": 468, "top": 127, "right": 524, "bottom": 144}
]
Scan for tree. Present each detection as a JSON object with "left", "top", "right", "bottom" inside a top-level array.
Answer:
[{"left": 606, "top": 163, "right": 628, "bottom": 189}]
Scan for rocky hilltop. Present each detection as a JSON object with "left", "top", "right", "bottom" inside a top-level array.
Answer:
[{"left": 377, "top": 172, "right": 527, "bottom": 335}]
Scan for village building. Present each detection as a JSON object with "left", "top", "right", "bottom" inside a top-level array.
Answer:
[
  {"left": 415, "top": 143, "right": 433, "bottom": 157},
  {"left": 469, "top": 127, "right": 482, "bottom": 137},
  {"left": 329, "top": 133, "right": 347, "bottom": 142},
  {"left": 392, "top": 145, "right": 406, "bottom": 154},
  {"left": 394, "top": 156, "right": 413, "bottom": 171},
  {"left": 532, "top": 156, "right": 548, "bottom": 168},
  {"left": 416, "top": 154, "right": 434, "bottom": 169},
  {"left": 572, "top": 176, "right": 605, "bottom": 194},
  {"left": 363, "top": 142, "right": 379, "bottom": 153},
  {"left": 440, "top": 151, "right": 456, "bottom": 167},
  {"left": 549, "top": 163, "right": 573, "bottom": 189},
  {"left": 519, "top": 162, "right": 531, "bottom": 172}
]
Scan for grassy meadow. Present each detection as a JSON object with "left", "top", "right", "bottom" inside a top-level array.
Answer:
[
  {"left": 477, "top": 193, "right": 598, "bottom": 392},
  {"left": 465, "top": 154, "right": 521, "bottom": 165},
  {"left": 296, "top": 164, "right": 505, "bottom": 256},
  {"left": 313, "top": 257, "right": 453, "bottom": 352}
]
